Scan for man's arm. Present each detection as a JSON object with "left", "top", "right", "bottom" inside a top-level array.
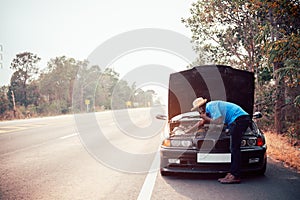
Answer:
[
  {"left": 185, "top": 119, "right": 204, "bottom": 134},
  {"left": 200, "top": 113, "right": 223, "bottom": 124}
]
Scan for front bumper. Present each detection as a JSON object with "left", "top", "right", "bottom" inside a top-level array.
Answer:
[{"left": 160, "top": 146, "right": 267, "bottom": 174}]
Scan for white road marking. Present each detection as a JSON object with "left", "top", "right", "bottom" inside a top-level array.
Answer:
[
  {"left": 59, "top": 133, "right": 78, "bottom": 140},
  {"left": 0, "top": 133, "right": 79, "bottom": 158},
  {"left": 137, "top": 150, "right": 160, "bottom": 200}
]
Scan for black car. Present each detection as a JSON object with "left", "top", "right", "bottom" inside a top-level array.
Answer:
[{"left": 157, "top": 65, "right": 267, "bottom": 176}]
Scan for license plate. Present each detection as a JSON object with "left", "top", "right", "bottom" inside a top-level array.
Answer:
[{"left": 197, "top": 153, "right": 231, "bottom": 163}]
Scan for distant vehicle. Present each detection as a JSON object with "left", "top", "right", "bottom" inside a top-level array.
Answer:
[{"left": 156, "top": 65, "right": 267, "bottom": 176}]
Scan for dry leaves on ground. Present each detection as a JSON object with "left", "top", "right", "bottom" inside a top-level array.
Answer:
[{"left": 264, "top": 131, "right": 300, "bottom": 172}]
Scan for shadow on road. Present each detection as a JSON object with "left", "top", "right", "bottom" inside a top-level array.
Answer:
[{"left": 158, "top": 158, "right": 300, "bottom": 200}]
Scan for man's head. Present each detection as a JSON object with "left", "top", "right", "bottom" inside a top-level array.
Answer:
[{"left": 191, "top": 97, "right": 207, "bottom": 113}]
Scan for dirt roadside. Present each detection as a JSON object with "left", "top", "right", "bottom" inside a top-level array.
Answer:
[{"left": 264, "top": 131, "right": 300, "bottom": 173}]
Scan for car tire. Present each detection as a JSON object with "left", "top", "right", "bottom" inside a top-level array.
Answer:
[{"left": 257, "top": 160, "right": 267, "bottom": 175}]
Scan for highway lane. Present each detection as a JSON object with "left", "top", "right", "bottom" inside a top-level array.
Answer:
[
  {"left": 0, "top": 108, "right": 300, "bottom": 200},
  {"left": 0, "top": 115, "right": 78, "bottom": 155},
  {"left": 0, "top": 108, "right": 163, "bottom": 199}
]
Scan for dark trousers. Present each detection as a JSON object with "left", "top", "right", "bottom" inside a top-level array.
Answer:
[{"left": 229, "top": 115, "right": 251, "bottom": 178}]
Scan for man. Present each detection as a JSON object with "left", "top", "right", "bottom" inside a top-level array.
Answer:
[{"left": 189, "top": 97, "right": 251, "bottom": 184}]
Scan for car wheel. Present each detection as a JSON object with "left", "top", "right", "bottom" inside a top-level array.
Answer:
[{"left": 257, "top": 160, "right": 267, "bottom": 175}]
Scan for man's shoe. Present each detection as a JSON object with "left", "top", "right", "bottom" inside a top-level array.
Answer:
[
  {"left": 219, "top": 174, "right": 241, "bottom": 184},
  {"left": 217, "top": 173, "right": 231, "bottom": 182}
]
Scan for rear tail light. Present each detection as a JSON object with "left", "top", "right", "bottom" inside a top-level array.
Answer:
[{"left": 257, "top": 137, "right": 264, "bottom": 146}]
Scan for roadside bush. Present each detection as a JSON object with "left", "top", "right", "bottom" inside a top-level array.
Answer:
[
  {"left": 255, "top": 82, "right": 275, "bottom": 129},
  {"left": 285, "top": 122, "right": 300, "bottom": 145}
]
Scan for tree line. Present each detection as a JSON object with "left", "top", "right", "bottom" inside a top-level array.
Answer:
[
  {"left": 0, "top": 54, "right": 156, "bottom": 120},
  {"left": 183, "top": 0, "right": 299, "bottom": 137},
  {"left": 0, "top": 0, "right": 299, "bottom": 138}
]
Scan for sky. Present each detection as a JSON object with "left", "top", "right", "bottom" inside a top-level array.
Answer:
[{"left": 0, "top": 0, "right": 196, "bottom": 101}]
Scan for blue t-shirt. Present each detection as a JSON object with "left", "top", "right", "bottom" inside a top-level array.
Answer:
[{"left": 205, "top": 100, "right": 249, "bottom": 125}]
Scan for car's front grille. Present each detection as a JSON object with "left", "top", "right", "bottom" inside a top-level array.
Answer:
[
  {"left": 197, "top": 139, "right": 230, "bottom": 151},
  {"left": 215, "top": 139, "right": 230, "bottom": 150},
  {"left": 197, "top": 140, "right": 214, "bottom": 150}
]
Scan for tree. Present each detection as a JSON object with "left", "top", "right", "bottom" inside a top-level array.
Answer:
[
  {"left": 111, "top": 79, "right": 132, "bottom": 109},
  {"left": 253, "top": 0, "right": 300, "bottom": 133},
  {"left": 182, "top": 0, "right": 262, "bottom": 71},
  {"left": 39, "top": 56, "right": 80, "bottom": 113},
  {"left": 183, "top": 0, "right": 300, "bottom": 133},
  {"left": 95, "top": 68, "right": 120, "bottom": 110},
  {"left": 145, "top": 90, "right": 155, "bottom": 107},
  {"left": 9, "top": 70, "right": 27, "bottom": 107},
  {"left": 73, "top": 62, "right": 101, "bottom": 112},
  {"left": 10, "top": 52, "right": 41, "bottom": 108},
  {"left": 26, "top": 81, "right": 40, "bottom": 106},
  {"left": 0, "top": 86, "right": 10, "bottom": 116}
]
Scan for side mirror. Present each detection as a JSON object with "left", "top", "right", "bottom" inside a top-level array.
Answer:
[
  {"left": 253, "top": 111, "right": 262, "bottom": 119},
  {"left": 155, "top": 114, "right": 167, "bottom": 120}
]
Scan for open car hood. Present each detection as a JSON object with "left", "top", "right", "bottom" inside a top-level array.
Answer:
[{"left": 168, "top": 65, "right": 254, "bottom": 120}]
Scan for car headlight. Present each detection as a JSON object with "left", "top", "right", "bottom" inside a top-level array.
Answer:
[
  {"left": 241, "top": 139, "right": 247, "bottom": 147},
  {"left": 181, "top": 140, "right": 192, "bottom": 147},
  {"left": 241, "top": 137, "right": 264, "bottom": 147},
  {"left": 247, "top": 138, "right": 257, "bottom": 146},
  {"left": 171, "top": 140, "right": 181, "bottom": 147},
  {"left": 162, "top": 139, "right": 192, "bottom": 147}
]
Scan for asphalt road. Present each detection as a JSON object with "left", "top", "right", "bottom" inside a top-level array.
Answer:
[{"left": 0, "top": 108, "right": 299, "bottom": 200}]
